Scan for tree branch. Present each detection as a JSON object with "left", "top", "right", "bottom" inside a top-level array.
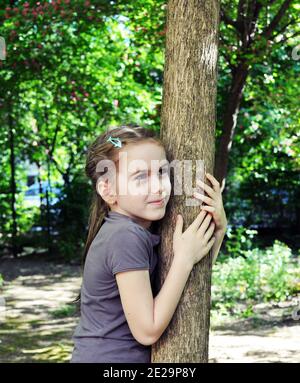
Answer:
[
  {"left": 272, "top": 29, "right": 300, "bottom": 45},
  {"left": 237, "top": 0, "right": 247, "bottom": 25},
  {"left": 40, "top": 140, "right": 65, "bottom": 176},
  {"left": 246, "top": 0, "right": 265, "bottom": 47},
  {"left": 262, "top": 0, "right": 294, "bottom": 39},
  {"left": 271, "top": 17, "right": 299, "bottom": 40},
  {"left": 220, "top": 7, "right": 239, "bottom": 30}
]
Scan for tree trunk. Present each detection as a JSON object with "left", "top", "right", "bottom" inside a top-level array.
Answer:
[
  {"left": 35, "top": 161, "right": 44, "bottom": 209},
  {"left": 46, "top": 158, "right": 52, "bottom": 256},
  {"left": 151, "top": 0, "right": 220, "bottom": 363},
  {"left": 8, "top": 98, "right": 18, "bottom": 258},
  {"left": 214, "top": 61, "right": 249, "bottom": 190}
]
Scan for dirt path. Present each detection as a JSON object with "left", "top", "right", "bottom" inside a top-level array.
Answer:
[
  {"left": 0, "top": 256, "right": 299, "bottom": 363},
  {"left": 209, "top": 307, "right": 300, "bottom": 363},
  {"left": 0, "top": 255, "right": 82, "bottom": 362}
]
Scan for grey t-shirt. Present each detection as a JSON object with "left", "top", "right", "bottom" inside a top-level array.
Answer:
[{"left": 70, "top": 210, "right": 160, "bottom": 363}]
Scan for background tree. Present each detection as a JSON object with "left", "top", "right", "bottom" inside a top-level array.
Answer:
[{"left": 215, "top": 0, "right": 300, "bottom": 190}]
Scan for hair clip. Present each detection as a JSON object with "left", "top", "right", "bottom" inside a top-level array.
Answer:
[{"left": 107, "top": 136, "right": 122, "bottom": 148}]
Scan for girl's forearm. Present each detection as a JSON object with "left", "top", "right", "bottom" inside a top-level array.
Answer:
[
  {"left": 211, "top": 229, "right": 226, "bottom": 265},
  {"left": 152, "top": 256, "right": 193, "bottom": 343}
]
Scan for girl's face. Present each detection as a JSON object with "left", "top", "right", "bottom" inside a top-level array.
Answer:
[{"left": 111, "top": 141, "right": 171, "bottom": 229}]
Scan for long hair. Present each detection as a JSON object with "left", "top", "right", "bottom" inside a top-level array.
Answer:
[{"left": 73, "top": 124, "right": 164, "bottom": 310}]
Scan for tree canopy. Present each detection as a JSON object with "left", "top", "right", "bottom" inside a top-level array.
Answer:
[{"left": 0, "top": 0, "right": 299, "bottom": 259}]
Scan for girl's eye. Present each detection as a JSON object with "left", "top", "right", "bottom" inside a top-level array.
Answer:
[
  {"left": 135, "top": 173, "right": 148, "bottom": 181},
  {"left": 135, "top": 168, "right": 169, "bottom": 182}
]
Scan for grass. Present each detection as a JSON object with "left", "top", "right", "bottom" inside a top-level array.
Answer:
[
  {"left": 50, "top": 303, "right": 78, "bottom": 319},
  {"left": 0, "top": 318, "right": 74, "bottom": 362}
]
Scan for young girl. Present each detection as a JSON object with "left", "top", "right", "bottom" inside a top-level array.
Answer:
[{"left": 70, "top": 125, "right": 227, "bottom": 363}]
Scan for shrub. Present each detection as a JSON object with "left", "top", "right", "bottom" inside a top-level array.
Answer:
[
  {"left": 223, "top": 225, "right": 258, "bottom": 258},
  {"left": 212, "top": 240, "right": 300, "bottom": 317}
]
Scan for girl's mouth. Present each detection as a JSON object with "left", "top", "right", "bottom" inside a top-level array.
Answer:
[{"left": 148, "top": 199, "right": 165, "bottom": 206}]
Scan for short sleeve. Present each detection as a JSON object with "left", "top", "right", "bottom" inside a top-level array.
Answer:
[{"left": 110, "top": 225, "right": 151, "bottom": 276}]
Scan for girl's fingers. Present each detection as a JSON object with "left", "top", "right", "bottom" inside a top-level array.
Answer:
[
  {"left": 193, "top": 191, "right": 214, "bottom": 206},
  {"left": 205, "top": 173, "right": 220, "bottom": 192},
  {"left": 196, "top": 178, "right": 215, "bottom": 198},
  {"left": 187, "top": 210, "right": 207, "bottom": 233},
  {"left": 197, "top": 213, "right": 212, "bottom": 236},
  {"left": 204, "top": 221, "right": 215, "bottom": 242},
  {"left": 200, "top": 205, "right": 215, "bottom": 213},
  {"left": 204, "top": 236, "right": 216, "bottom": 253}
]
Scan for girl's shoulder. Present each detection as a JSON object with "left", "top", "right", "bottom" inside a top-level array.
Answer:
[
  {"left": 91, "top": 218, "right": 159, "bottom": 256},
  {"left": 108, "top": 221, "right": 152, "bottom": 247},
  {"left": 108, "top": 221, "right": 160, "bottom": 249}
]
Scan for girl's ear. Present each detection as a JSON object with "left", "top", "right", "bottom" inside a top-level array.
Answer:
[{"left": 96, "top": 178, "right": 117, "bottom": 205}]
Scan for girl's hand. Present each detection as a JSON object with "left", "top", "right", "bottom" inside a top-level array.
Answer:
[
  {"left": 173, "top": 210, "right": 216, "bottom": 270},
  {"left": 193, "top": 172, "right": 227, "bottom": 235}
]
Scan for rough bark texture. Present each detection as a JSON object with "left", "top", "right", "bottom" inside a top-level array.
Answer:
[{"left": 151, "top": 0, "right": 220, "bottom": 363}]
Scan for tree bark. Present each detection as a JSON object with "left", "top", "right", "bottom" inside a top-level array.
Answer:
[
  {"left": 8, "top": 98, "right": 18, "bottom": 258},
  {"left": 151, "top": 0, "right": 220, "bottom": 363},
  {"left": 46, "top": 158, "right": 52, "bottom": 256}
]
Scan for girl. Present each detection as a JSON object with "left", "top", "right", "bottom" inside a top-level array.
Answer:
[{"left": 70, "top": 125, "right": 227, "bottom": 363}]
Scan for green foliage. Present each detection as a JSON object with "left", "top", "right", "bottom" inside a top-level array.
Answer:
[
  {"left": 54, "top": 175, "right": 90, "bottom": 260},
  {"left": 223, "top": 226, "right": 258, "bottom": 258},
  {"left": 212, "top": 241, "right": 300, "bottom": 318},
  {"left": 0, "top": 0, "right": 299, "bottom": 263},
  {"left": 0, "top": 2, "right": 164, "bottom": 258},
  {"left": 50, "top": 304, "right": 78, "bottom": 319},
  {"left": 217, "top": 0, "right": 300, "bottom": 233}
]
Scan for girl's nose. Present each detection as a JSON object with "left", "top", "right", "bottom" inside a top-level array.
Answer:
[{"left": 149, "top": 175, "right": 162, "bottom": 194}]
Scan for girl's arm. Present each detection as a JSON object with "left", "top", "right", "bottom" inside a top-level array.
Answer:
[
  {"left": 116, "top": 257, "right": 192, "bottom": 346},
  {"left": 116, "top": 212, "right": 215, "bottom": 346},
  {"left": 211, "top": 228, "right": 226, "bottom": 265},
  {"left": 152, "top": 255, "right": 193, "bottom": 343}
]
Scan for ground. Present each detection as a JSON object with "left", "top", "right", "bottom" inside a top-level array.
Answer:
[
  {"left": 209, "top": 303, "right": 300, "bottom": 363},
  {"left": 0, "top": 255, "right": 299, "bottom": 363}
]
